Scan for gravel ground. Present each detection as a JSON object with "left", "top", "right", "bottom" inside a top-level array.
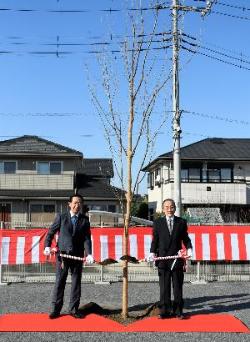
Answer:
[{"left": 0, "top": 280, "right": 249, "bottom": 341}]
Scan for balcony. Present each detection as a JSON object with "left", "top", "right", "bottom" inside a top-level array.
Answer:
[
  {"left": 0, "top": 173, "right": 74, "bottom": 190},
  {"left": 162, "top": 182, "right": 248, "bottom": 205},
  {"left": 182, "top": 182, "right": 247, "bottom": 204}
]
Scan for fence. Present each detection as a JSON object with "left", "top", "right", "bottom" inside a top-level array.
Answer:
[
  {"left": 1, "top": 261, "right": 250, "bottom": 284},
  {"left": 1, "top": 224, "right": 250, "bottom": 284}
]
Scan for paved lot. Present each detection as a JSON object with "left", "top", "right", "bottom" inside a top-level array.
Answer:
[{"left": 0, "top": 280, "right": 249, "bottom": 341}]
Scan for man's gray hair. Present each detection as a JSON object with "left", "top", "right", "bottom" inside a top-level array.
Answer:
[{"left": 162, "top": 198, "right": 176, "bottom": 208}]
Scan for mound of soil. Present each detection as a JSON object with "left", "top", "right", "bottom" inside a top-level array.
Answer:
[
  {"left": 78, "top": 302, "right": 160, "bottom": 325},
  {"left": 79, "top": 302, "right": 159, "bottom": 325}
]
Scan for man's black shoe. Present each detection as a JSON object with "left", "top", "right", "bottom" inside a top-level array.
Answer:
[
  {"left": 158, "top": 313, "right": 171, "bottom": 319},
  {"left": 70, "top": 311, "right": 84, "bottom": 319},
  {"left": 49, "top": 312, "right": 60, "bottom": 319}
]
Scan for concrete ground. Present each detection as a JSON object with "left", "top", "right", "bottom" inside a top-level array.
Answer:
[{"left": 0, "top": 280, "right": 249, "bottom": 341}]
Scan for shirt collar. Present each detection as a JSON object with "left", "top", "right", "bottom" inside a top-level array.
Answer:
[
  {"left": 166, "top": 215, "right": 174, "bottom": 221},
  {"left": 70, "top": 211, "right": 79, "bottom": 218}
]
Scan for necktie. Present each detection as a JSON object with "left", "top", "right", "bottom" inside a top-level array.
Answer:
[
  {"left": 168, "top": 218, "right": 173, "bottom": 235},
  {"left": 71, "top": 215, "right": 77, "bottom": 226},
  {"left": 71, "top": 215, "right": 78, "bottom": 235}
]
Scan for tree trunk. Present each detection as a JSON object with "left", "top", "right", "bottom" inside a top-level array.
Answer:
[{"left": 122, "top": 84, "right": 134, "bottom": 319}]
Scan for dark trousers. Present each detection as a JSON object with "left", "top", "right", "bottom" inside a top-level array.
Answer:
[
  {"left": 158, "top": 267, "right": 184, "bottom": 315},
  {"left": 51, "top": 254, "right": 83, "bottom": 314}
]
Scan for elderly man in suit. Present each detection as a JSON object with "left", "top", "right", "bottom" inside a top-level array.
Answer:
[
  {"left": 43, "top": 194, "right": 94, "bottom": 319},
  {"left": 147, "top": 198, "right": 192, "bottom": 319}
]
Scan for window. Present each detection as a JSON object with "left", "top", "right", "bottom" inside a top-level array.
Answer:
[
  {"left": 155, "top": 168, "right": 160, "bottom": 180},
  {"left": 221, "top": 168, "right": 232, "bottom": 182},
  {"left": 189, "top": 168, "right": 201, "bottom": 182},
  {"left": 0, "top": 161, "right": 16, "bottom": 174},
  {"left": 30, "top": 203, "right": 56, "bottom": 223},
  {"left": 50, "top": 162, "right": 62, "bottom": 174},
  {"left": 91, "top": 205, "right": 107, "bottom": 211},
  {"left": 37, "top": 161, "right": 62, "bottom": 174},
  {"left": 181, "top": 167, "right": 201, "bottom": 182},
  {"left": 207, "top": 166, "right": 232, "bottom": 183},
  {"left": 44, "top": 204, "right": 55, "bottom": 213},
  {"left": 37, "top": 162, "right": 49, "bottom": 174},
  {"left": 30, "top": 204, "right": 55, "bottom": 214},
  {"left": 181, "top": 163, "right": 233, "bottom": 183},
  {"left": 30, "top": 204, "right": 43, "bottom": 213},
  {"left": 207, "top": 168, "right": 220, "bottom": 182},
  {"left": 147, "top": 172, "right": 154, "bottom": 189},
  {"left": 181, "top": 169, "right": 189, "bottom": 182},
  {"left": 108, "top": 205, "right": 116, "bottom": 213}
]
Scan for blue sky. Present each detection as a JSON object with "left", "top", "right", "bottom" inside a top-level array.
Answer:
[{"left": 0, "top": 0, "right": 249, "bottom": 194}]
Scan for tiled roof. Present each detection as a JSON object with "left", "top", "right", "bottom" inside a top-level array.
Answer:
[
  {"left": 143, "top": 138, "right": 250, "bottom": 170},
  {"left": 0, "top": 135, "right": 82, "bottom": 156},
  {"left": 79, "top": 158, "right": 114, "bottom": 177},
  {"left": 77, "top": 176, "right": 124, "bottom": 199}
]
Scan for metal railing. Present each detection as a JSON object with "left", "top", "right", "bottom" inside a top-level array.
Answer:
[{"left": 1, "top": 261, "right": 250, "bottom": 284}]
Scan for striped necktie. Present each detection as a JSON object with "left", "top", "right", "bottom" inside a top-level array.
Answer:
[{"left": 167, "top": 218, "right": 173, "bottom": 235}]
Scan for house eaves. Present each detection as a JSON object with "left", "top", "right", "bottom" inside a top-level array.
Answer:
[{"left": 142, "top": 138, "right": 250, "bottom": 171}]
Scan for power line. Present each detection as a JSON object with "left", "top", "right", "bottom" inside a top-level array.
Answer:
[
  {"left": 210, "top": 9, "right": 250, "bottom": 21},
  {"left": 1, "top": 2, "right": 249, "bottom": 20},
  {"left": 181, "top": 36, "right": 250, "bottom": 66},
  {"left": 1, "top": 109, "right": 249, "bottom": 127},
  {"left": 0, "top": 4, "right": 170, "bottom": 14},
  {"left": 181, "top": 45, "right": 250, "bottom": 71},
  {"left": 1, "top": 26, "right": 249, "bottom": 71},
  {"left": 0, "top": 112, "right": 86, "bottom": 117},
  {"left": 183, "top": 110, "right": 250, "bottom": 126},
  {"left": 216, "top": 1, "right": 250, "bottom": 12},
  {"left": 182, "top": 32, "right": 250, "bottom": 61}
]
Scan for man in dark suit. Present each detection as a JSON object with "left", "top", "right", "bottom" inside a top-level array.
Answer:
[
  {"left": 147, "top": 198, "right": 192, "bottom": 319},
  {"left": 43, "top": 194, "right": 93, "bottom": 319}
]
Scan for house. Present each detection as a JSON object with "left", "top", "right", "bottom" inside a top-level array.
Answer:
[
  {"left": 76, "top": 158, "right": 123, "bottom": 213},
  {"left": 142, "top": 138, "right": 250, "bottom": 223},
  {"left": 0, "top": 135, "right": 122, "bottom": 227}
]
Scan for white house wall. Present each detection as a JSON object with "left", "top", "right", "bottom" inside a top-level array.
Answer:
[
  {"left": 148, "top": 162, "right": 250, "bottom": 213},
  {"left": 181, "top": 183, "right": 247, "bottom": 204}
]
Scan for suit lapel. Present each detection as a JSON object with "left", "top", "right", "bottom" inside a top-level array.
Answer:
[
  {"left": 65, "top": 212, "right": 73, "bottom": 235},
  {"left": 77, "top": 214, "right": 83, "bottom": 227},
  {"left": 172, "top": 216, "right": 178, "bottom": 235},
  {"left": 160, "top": 217, "right": 171, "bottom": 250},
  {"left": 75, "top": 214, "right": 86, "bottom": 232}
]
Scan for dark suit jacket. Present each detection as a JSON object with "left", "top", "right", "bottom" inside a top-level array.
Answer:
[
  {"left": 44, "top": 212, "right": 92, "bottom": 257},
  {"left": 150, "top": 215, "right": 192, "bottom": 270}
]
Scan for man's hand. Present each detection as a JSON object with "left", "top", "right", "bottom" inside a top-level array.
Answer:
[
  {"left": 146, "top": 252, "right": 155, "bottom": 262},
  {"left": 85, "top": 254, "right": 94, "bottom": 264},
  {"left": 43, "top": 247, "right": 51, "bottom": 256},
  {"left": 187, "top": 248, "right": 193, "bottom": 258}
]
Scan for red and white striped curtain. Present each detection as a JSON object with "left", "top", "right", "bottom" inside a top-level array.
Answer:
[{"left": 1, "top": 226, "right": 250, "bottom": 265}]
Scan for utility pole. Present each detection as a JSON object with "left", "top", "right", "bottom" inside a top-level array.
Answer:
[
  {"left": 171, "top": 0, "right": 217, "bottom": 216},
  {"left": 172, "top": 0, "right": 181, "bottom": 216}
]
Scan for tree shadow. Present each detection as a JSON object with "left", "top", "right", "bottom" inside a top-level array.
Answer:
[
  {"left": 185, "top": 293, "right": 250, "bottom": 315},
  {"left": 78, "top": 292, "right": 250, "bottom": 323}
]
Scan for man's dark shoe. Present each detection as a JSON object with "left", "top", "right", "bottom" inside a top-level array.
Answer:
[
  {"left": 158, "top": 313, "right": 171, "bottom": 319},
  {"left": 49, "top": 311, "right": 60, "bottom": 319},
  {"left": 70, "top": 311, "right": 84, "bottom": 319}
]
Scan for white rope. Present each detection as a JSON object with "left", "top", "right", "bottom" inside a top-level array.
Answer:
[{"left": 59, "top": 253, "right": 86, "bottom": 262}]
